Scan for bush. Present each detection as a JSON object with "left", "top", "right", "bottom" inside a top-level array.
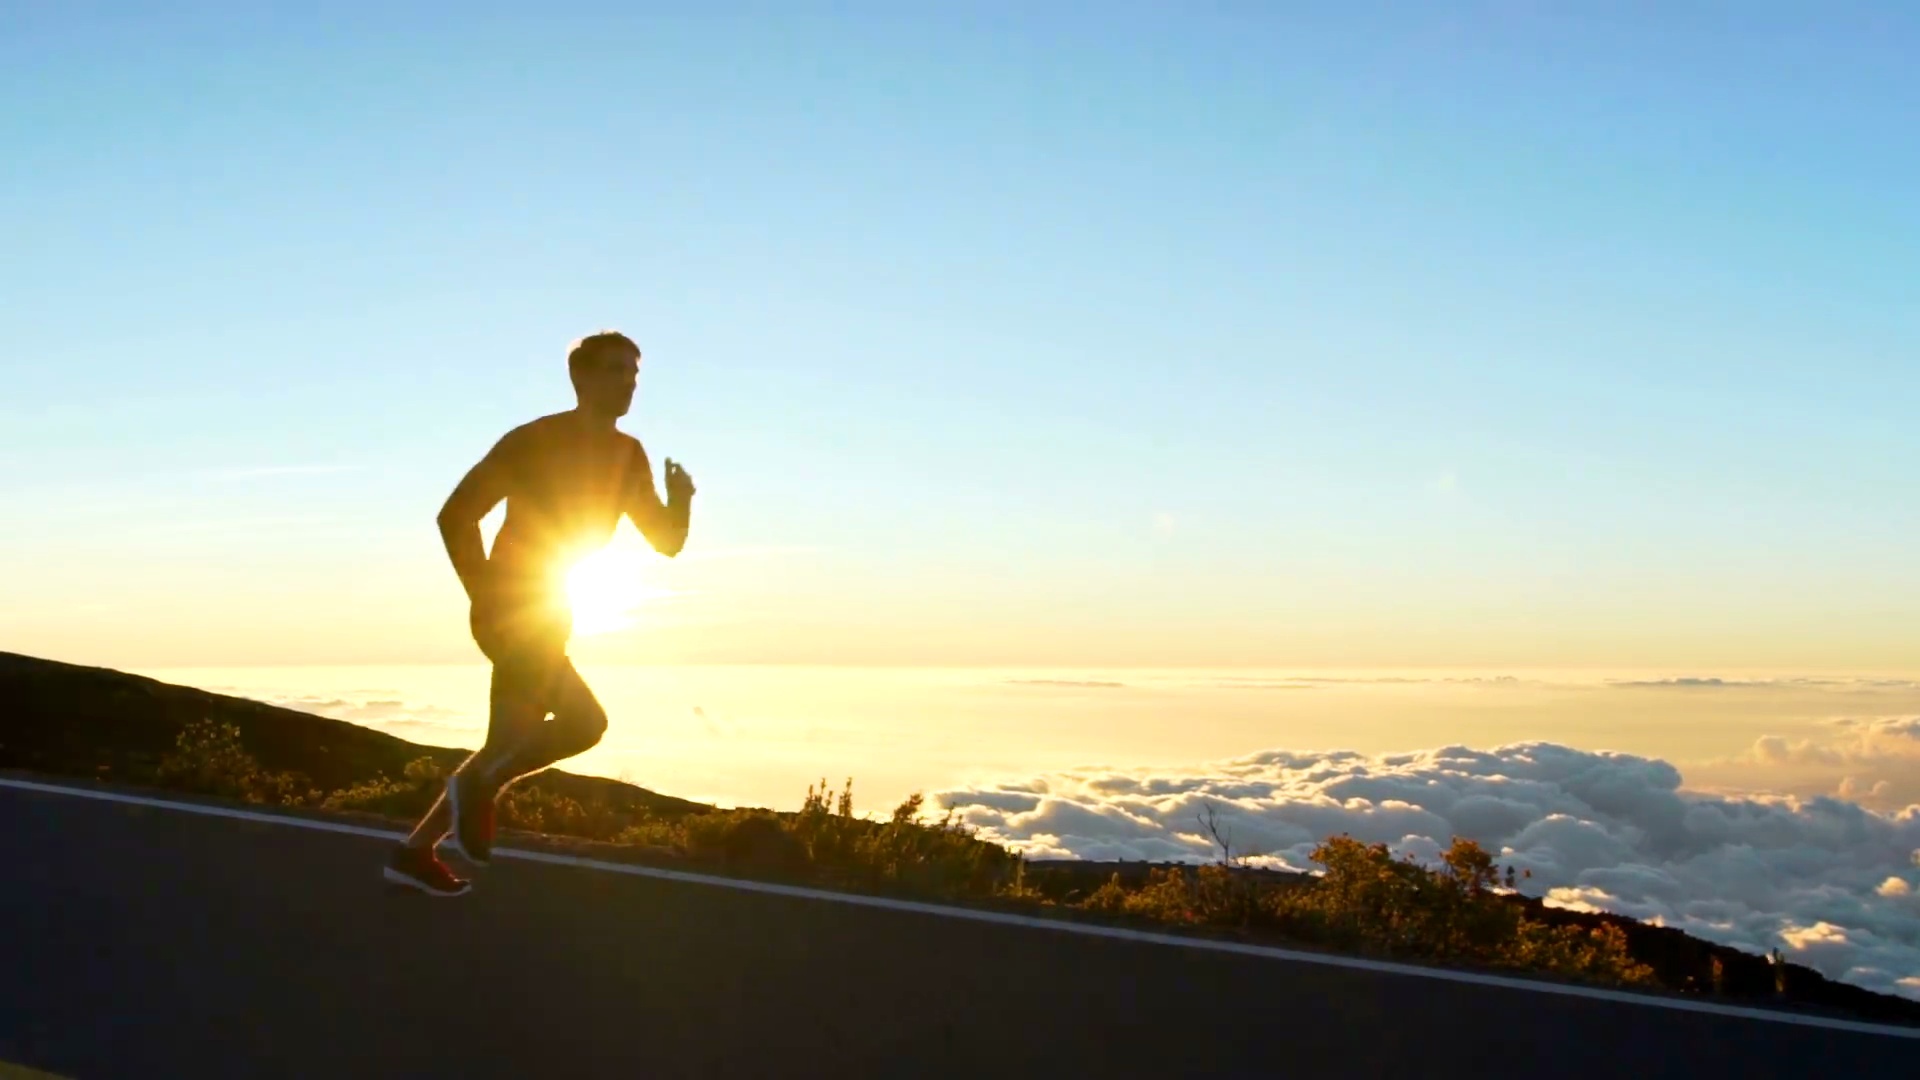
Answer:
[
  {"left": 604, "top": 779, "right": 1019, "bottom": 895},
  {"left": 1069, "top": 834, "right": 1653, "bottom": 988},
  {"left": 778, "top": 779, "right": 1020, "bottom": 897},
  {"left": 155, "top": 719, "right": 313, "bottom": 806},
  {"left": 319, "top": 774, "right": 411, "bottom": 812},
  {"left": 133, "top": 731, "right": 1655, "bottom": 992},
  {"left": 614, "top": 815, "right": 684, "bottom": 850},
  {"left": 498, "top": 783, "right": 632, "bottom": 840},
  {"left": 1282, "top": 835, "right": 1526, "bottom": 958},
  {"left": 687, "top": 810, "right": 809, "bottom": 872}
]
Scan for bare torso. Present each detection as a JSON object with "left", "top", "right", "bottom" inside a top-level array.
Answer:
[{"left": 479, "top": 412, "right": 651, "bottom": 617}]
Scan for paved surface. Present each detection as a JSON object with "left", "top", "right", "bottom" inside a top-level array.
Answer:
[{"left": 2, "top": 783, "right": 1913, "bottom": 1079}]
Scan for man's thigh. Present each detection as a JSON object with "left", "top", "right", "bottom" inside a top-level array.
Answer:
[
  {"left": 545, "top": 656, "right": 601, "bottom": 719},
  {"left": 486, "top": 649, "right": 570, "bottom": 741}
]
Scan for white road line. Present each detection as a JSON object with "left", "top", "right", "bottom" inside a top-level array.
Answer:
[{"left": 5, "top": 774, "right": 1918, "bottom": 1041}]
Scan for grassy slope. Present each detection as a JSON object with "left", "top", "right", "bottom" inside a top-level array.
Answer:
[
  {"left": 4, "top": 649, "right": 1917, "bottom": 1027},
  {"left": 0, "top": 650, "right": 708, "bottom": 818}
]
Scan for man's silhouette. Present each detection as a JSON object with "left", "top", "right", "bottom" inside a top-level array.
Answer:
[{"left": 385, "top": 330, "right": 694, "bottom": 895}]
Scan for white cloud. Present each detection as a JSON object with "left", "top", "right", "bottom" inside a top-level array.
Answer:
[
  {"left": 1725, "top": 717, "right": 1920, "bottom": 809},
  {"left": 240, "top": 691, "right": 474, "bottom": 734},
  {"left": 1610, "top": 677, "right": 1920, "bottom": 692},
  {"left": 931, "top": 740, "right": 1920, "bottom": 1001}
]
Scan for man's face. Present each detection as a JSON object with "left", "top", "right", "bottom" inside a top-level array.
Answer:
[{"left": 579, "top": 348, "right": 640, "bottom": 418}]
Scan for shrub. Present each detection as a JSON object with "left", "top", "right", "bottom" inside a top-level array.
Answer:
[
  {"left": 1068, "top": 834, "right": 1654, "bottom": 988},
  {"left": 320, "top": 755, "right": 447, "bottom": 815},
  {"left": 779, "top": 778, "right": 1021, "bottom": 897},
  {"left": 498, "top": 784, "right": 631, "bottom": 840},
  {"left": 155, "top": 719, "right": 312, "bottom": 806},
  {"left": 134, "top": 731, "right": 1656, "bottom": 992},
  {"left": 614, "top": 815, "right": 684, "bottom": 850}
]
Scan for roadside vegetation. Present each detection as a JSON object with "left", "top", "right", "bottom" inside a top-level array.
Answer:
[
  {"left": 156, "top": 717, "right": 1654, "bottom": 988},
  {"left": 8, "top": 647, "right": 1913, "bottom": 1027}
]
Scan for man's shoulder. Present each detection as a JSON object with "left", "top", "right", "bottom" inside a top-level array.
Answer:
[
  {"left": 617, "top": 430, "right": 650, "bottom": 463},
  {"left": 525, "top": 411, "right": 577, "bottom": 434},
  {"left": 489, "top": 415, "right": 646, "bottom": 466},
  {"left": 494, "top": 413, "right": 570, "bottom": 450}
]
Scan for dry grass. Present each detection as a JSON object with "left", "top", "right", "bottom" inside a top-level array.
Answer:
[{"left": 153, "top": 716, "right": 1654, "bottom": 990}]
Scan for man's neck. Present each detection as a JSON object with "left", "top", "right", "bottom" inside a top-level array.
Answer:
[{"left": 565, "top": 407, "right": 620, "bottom": 434}]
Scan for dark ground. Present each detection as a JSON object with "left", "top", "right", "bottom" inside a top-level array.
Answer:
[{"left": 3, "top": 783, "right": 1913, "bottom": 1079}]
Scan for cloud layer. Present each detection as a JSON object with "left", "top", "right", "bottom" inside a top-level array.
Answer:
[
  {"left": 1745, "top": 717, "right": 1920, "bottom": 801},
  {"left": 239, "top": 690, "right": 474, "bottom": 735},
  {"left": 932, "top": 741, "right": 1920, "bottom": 1001}
]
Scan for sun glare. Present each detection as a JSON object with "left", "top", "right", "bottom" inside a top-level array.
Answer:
[{"left": 564, "top": 530, "right": 672, "bottom": 637}]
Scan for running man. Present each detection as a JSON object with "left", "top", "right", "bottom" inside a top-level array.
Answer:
[{"left": 384, "top": 330, "right": 695, "bottom": 895}]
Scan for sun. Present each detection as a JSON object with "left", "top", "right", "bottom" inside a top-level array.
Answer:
[{"left": 563, "top": 528, "right": 672, "bottom": 637}]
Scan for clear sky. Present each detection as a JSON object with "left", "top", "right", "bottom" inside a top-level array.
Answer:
[{"left": 4, "top": 2, "right": 1918, "bottom": 669}]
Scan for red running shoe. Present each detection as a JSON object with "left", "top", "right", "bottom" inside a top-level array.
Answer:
[{"left": 383, "top": 845, "right": 471, "bottom": 897}]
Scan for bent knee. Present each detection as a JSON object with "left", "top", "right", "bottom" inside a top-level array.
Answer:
[{"left": 562, "top": 702, "right": 609, "bottom": 750}]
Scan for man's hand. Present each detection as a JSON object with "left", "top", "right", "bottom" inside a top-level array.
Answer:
[
  {"left": 664, "top": 457, "right": 696, "bottom": 505},
  {"left": 629, "top": 450, "right": 694, "bottom": 556}
]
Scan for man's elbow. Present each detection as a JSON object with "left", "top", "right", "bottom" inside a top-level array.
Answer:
[{"left": 437, "top": 501, "right": 478, "bottom": 536}]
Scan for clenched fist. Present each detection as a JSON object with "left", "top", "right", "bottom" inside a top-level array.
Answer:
[{"left": 664, "top": 457, "right": 696, "bottom": 504}]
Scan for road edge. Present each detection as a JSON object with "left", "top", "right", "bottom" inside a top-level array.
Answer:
[{"left": 6, "top": 774, "right": 1918, "bottom": 1042}]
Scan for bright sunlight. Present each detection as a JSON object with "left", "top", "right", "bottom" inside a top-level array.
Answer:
[{"left": 563, "top": 525, "right": 674, "bottom": 636}]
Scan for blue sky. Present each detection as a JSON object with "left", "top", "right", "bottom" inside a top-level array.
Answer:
[{"left": 4, "top": 3, "right": 1919, "bottom": 668}]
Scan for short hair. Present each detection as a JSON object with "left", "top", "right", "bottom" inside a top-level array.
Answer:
[{"left": 566, "top": 330, "right": 639, "bottom": 386}]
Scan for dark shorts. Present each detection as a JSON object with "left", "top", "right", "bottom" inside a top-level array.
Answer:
[{"left": 469, "top": 600, "right": 605, "bottom": 767}]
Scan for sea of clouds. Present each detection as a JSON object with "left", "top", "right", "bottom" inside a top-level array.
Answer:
[
  {"left": 235, "top": 690, "right": 476, "bottom": 736},
  {"left": 931, "top": 724, "right": 1920, "bottom": 1002}
]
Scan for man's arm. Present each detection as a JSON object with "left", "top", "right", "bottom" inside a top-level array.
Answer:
[
  {"left": 436, "top": 435, "right": 517, "bottom": 602},
  {"left": 625, "top": 440, "right": 692, "bottom": 557}
]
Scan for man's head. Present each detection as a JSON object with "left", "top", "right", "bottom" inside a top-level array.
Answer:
[{"left": 567, "top": 330, "right": 640, "bottom": 419}]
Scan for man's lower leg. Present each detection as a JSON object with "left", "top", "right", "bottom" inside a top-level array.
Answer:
[
  {"left": 402, "top": 790, "right": 452, "bottom": 850},
  {"left": 400, "top": 746, "right": 507, "bottom": 850},
  {"left": 397, "top": 715, "right": 575, "bottom": 854}
]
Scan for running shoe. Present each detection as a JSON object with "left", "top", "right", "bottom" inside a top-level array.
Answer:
[{"left": 383, "top": 844, "right": 472, "bottom": 897}]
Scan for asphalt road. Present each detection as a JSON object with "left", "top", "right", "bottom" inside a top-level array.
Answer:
[{"left": 2, "top": 782, "right": 1913, "bottom": 1079}]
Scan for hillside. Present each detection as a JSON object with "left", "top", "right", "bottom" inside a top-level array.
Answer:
[
  {"left": 4, "top": 649, "right": 1917, "bottom": 1028},
  {"left": 0, "top": 650, "right": 709, "bottom": 819}
]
